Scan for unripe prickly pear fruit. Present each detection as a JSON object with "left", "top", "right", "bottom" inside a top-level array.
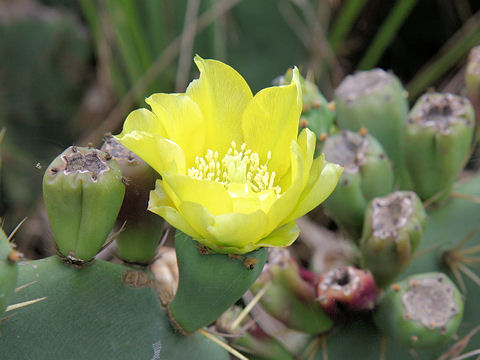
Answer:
[
  {"left": 0, "top": 228, "right": 18, "bottom": 315},
  {"left": 334, "top": 69, "right": 412, "bottom": 189},
  {"left": 360, "top": 191, "right": 427, "bottom": 287},
  {"left": 43, "top": 146, "right": 125, "bottom": 264},
  {"left": 322, "top": 130, "right": 394, "bottom": 240},
  {"left": 316, "top": 266, "right": 377, "bottom": 319},
  {"left": 276, "top": 70, "right": 334, "bottom": 149},
  {"left": 374, "top": 272, "right": 464, "bottom": 349},
  {"left": 101, "top": 135, "right": 163, "bottom": 264},
  {"left": 405, "top": 93, "right": 474, "bottom": 201},
  {"left": 250, "top": 248, "right": 333, "bottom": 334}
]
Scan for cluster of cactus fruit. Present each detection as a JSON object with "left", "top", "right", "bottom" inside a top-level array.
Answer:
[{"left": 1, "top": 47, "right": 480, "bottom": 360}]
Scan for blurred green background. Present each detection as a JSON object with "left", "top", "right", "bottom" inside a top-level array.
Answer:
[{"left": 0, "top": 0, "right": 479, "bottom": 257}]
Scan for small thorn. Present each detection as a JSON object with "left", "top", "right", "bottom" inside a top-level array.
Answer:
[
  {"left": 318, "top": 133, "right": 328, "bottom": 142},
  {"left": 391, "top": 284, "right": 401, "bottom": 291},
  {"left": 15, "top": 281, "right": 37, "bottom": 293},
  {"left": 359, "top": 127, "right": 368, "bottom": 136},
  {"left": 7, "top": 217, "right": 28, "bottom": 243},
  {"left": 299, "top": 117, "right": 309, "bottom": 127},
  {"left": 6, "top": 297, "right": 47, "bottom": 312},
  {"left": 7, "top": 250, "right": 22, "bottom": 263}
]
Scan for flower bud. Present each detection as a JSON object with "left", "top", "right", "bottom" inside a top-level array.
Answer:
[
  {"left": 334, "top": 69, "right": 412, "bottom": 188},
  {"left": 101, "top": 135, "right": 163, "bottom": 264},
  {"left": 43, "top": 146, "right": 125, "bottom": 264},
  {"left": 374, "top": 272, "right": 464, "bottom": 349},
  {"left": 322, "top": 130, "right": 394, "bottom": 240},
  {"left": 250, "top": 248, "right": 333, "bottom": 334},
  {"left": 316, "top": 266, "right": 377, "bottom": 319},
  {"left": 360, "top": 191, "right": 427, "bottom": 287},
  {"left": 0, "top": 228, "right": 18, "bottom": 315},
  {"left": 405, "top": 93, "right": 474, "bottom": 201}
]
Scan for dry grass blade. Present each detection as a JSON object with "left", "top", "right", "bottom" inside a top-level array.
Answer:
[
  {"left": 81, "top": 0, "right": 243, "bottom": 145},
  {"left": 230, "top": 283, "right": 269, "bottom": 331},
  {"left": 197, "top": 328, "right": 248, "bottom": 360},
  {"left": 451, "top": 349, "right": 480, "bottom": 360}
]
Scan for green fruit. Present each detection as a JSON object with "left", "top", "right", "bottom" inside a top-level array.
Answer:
[
  {"left": 101, "top": 135, "right": 163, "bottom": 265},
  {"left": 250, "top": 248, "right": 333, "bottom": 334},
  {"left": 375, "top": 272, "right": 464, "bottom": 349},
  {"left": 360, "top": 191, "right": 427, "bottom": 287},
  {"left": 323, "top": 130, "right": 394, "bottom": 240},
  {"left": 334, "top": 69, "right": 412, "bottom": 188},
  {"left": 43, "top": 146, "right": 125, "bottom": 264},
  {"left": 405, "top": 93, "right": 474, "bottom": 201}
]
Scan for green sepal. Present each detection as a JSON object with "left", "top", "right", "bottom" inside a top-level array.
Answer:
[
  {"left": 43, "top": 146, "right": 125, "bottom": 262},
  {"left": 334, "top": 69, "right": 412, "bottom": 189},
  {"left": 374, "top": 272, "right": 464, "bottom": 349},
  {"left": 0, "top": 228, "right": 18, "bottom": 315},
  {"left": 250, "top": 262, "right": 333, "bottom": 334},
  {"left": 169, "top": 231, "right": 268, "bottom": 333}
]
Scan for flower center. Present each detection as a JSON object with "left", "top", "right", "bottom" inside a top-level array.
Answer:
[{"left": 187, "top": 141, "right": 281, "bottom": 196}]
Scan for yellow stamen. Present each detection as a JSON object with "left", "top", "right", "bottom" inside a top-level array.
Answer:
[{"left": 188, "top": 142, "right": 282, "bottom": 196}]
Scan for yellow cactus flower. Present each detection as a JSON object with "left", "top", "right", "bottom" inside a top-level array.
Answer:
[{"left": 116, "top": 56, "right": 342, "bottom": 254}]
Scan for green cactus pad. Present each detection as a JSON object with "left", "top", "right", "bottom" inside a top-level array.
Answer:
[
  {"left": 0, "top": 256, "right": 228, "bottom": 359},
  {"left": 168, "top": 231, "right": 268, "bottom": 333},
  {"left": 0, "top": 228, "right": 18, "bottom": 315},
  {"left": 374, "top": 272, "right": 464, "bottom": 349},
  {"left": 43, "top": 146, "right": 125, "bottom": 263}
]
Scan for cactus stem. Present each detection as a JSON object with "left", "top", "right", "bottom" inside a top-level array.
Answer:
[
  {"left": 7, "top": 217, "right": 28, "bottom": 243},
  {"left": 5, "top": 297, "right": 47, "bottom": 312},
  {"left": 230, "top": 283, "right": 269, "bottom": 331},
  {"left": 197, "top": 329, "right": 248, "bottom": 360},
  {"left": 14, "top": 281, "right": 37, "bottom": 293}
]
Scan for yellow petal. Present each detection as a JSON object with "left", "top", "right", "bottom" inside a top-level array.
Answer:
[
  {"left": 297, "top": 128, "right": 316, "bottom": 188},
  {"left": 285, "top": 154, "right": 343, "bottom": 222},
  {"left": 146, "top": 93, "right": 205, "bottom": 167},
  {"left": 162, "top": 174, "right": 233, "bottom": 215},
  {"left": 206, "top": 211, "right": 268, "bottom": 247},
  {"left": 120, "top": 108, "right": 167, "bottom": 137},
  {"left": 179, "top": 201, "right": 268, "bottom": 253},
  {"left": 186, "top": 55, "right": 253, "bottom": 155},
  {"left": 265, "top": 140, "right": 305, "bottom": 232},
  {"left": 116, "top": 131, "right": 186, "bottom": 175},
  {"left": 148, "top": 182, "right": 200, "bottom": 239},
  {"left": 255, "top": 221, "right": 299, "bottom": 248},
  {"left": 242, "top": 67, "right": 302, "bottom": 178}
]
